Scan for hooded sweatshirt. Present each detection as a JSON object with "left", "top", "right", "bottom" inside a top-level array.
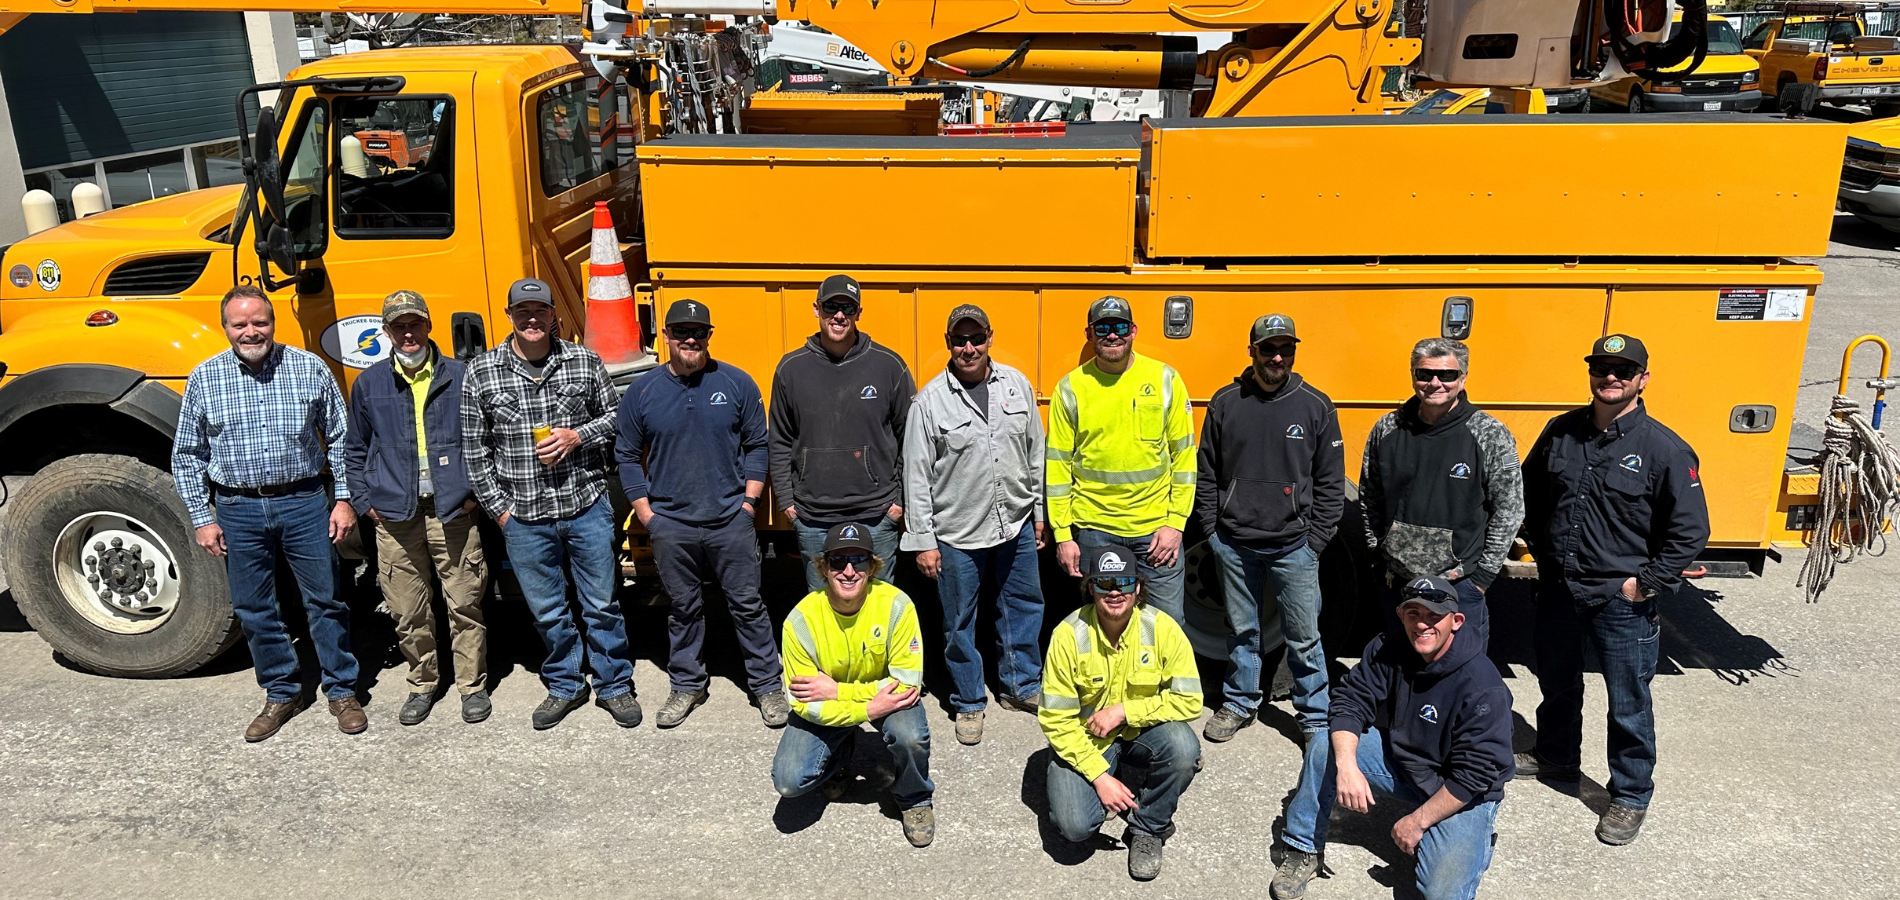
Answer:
[
  {"left": 1360, "top": 391, "right": 1524, "bottom": 588},
  {"left": 767, "top": 331, "right": 916, "bottom": 525},
  {"left": 1194, "top": 370, "right": 1346, "bottom": 553},
  {"left": 1329, "top": 626, "right": 1515, "bottom": 806}
]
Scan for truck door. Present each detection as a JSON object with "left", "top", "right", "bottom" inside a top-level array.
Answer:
[{"left": 246, "top": 74, "right": 490, "bottom": 389}]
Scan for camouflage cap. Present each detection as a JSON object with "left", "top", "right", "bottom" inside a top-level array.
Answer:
[{"left": 382, "top": 290, "right": 430, "bottom": 324}]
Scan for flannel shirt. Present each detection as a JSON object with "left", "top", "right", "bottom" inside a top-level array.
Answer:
[
  {"left": 460, "top": 337, "right": 618, "bottom": 522},
  {"left": 172, "top": 344, "right": 350, "bottom": 528}
]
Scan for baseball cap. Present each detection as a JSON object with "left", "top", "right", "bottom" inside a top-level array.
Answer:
[
  {"left": 822, "top": 523, "right": 875, "bottom": 555},
  {"left": 506, "top": 277, "right": 554, "bottom": 310},
  {"left": 1586, "top": 334, "right": 1648, "bottom": 369},
  {"left": 382, "top": 290, "right": 429, "bottom": 325},
  {"left": 1398, "top": 576, "right": 1460, "bottom": 616},
  {"left": 1083, "top": 545, "right": 1137, "bottom": 580},
  {"left": 1250, "top": 313, "right": 1299, "bottom": 345},
  {"left": 665, "top": 299, "right": 713, "bottom": 327},
  {"left": 1087, "top": 295, "right": 1133, "bottom": 325},
  {"left": 819, "top": 274, "right": 862, "bottom": 304},
  {"left": 946, "top": 304, "right": 990, "bottom": 331}
]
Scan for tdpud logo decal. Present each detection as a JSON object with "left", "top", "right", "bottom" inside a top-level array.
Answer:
[
  {"left": 1620, "top": 454, "right": 1643, "bottom": 472},
  {"left": 1419, "top": 704, "right": 1439, "bottom": 724},
  {"left": 1286, "top": 424, "right": 1305, "bottom": 440},
  {"left": 1450, "top": 463, "right": 1472, "bottom": 480},
  {"left": 319, "top": 315, "right": 393, "bottom": 370}
]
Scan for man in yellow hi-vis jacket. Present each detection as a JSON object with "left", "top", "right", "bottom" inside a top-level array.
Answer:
[
  {"left": 1047, "top": 295, "right": 1197, "bottom": 624},
  {"left": 1040, "top": 545, "right": 1204, "bottom": 881},
  {"left": 772, "top": 523, "right": 936, "bottom": 847}
]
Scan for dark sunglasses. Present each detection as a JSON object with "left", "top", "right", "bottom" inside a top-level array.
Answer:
[
  {"left": 1256, "top": 342, "right": 1297, "bottom": 359},
  {"left": 668, "top": 325, "right": 712, "bottom": 342},
  {"left": 1404, "top": 588, "right": 1455, "bottom": 605},
  {"left": 821, "top": 299, "right": 861, "bottom": 317},
  {"left": 947, "top": 332, "right": 989, "bottom": 349},
  {"left": 1413, "top": 368, "right": 1463, "bottom": 384},
  {"left": 1091, "top": 321, "right": 1133, "bottom": 338},
  {"left": 1588, "top": 362, "right": 1644, "bottom": 380},
  {"left": 826, "top": 552, "right": 871, "bottom": 572},
  {"left": 1089, "top": 576, "right": 1139, "bottom": 595}
]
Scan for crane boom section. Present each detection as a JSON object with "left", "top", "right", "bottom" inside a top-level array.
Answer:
[{"left": 0, "top": 0, "right": 580, "bottom": 18}]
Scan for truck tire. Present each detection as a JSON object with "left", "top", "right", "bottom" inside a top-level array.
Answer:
[
  {"left": 3, "top": 454, "right": 240, "bottom": 677},
  {"left": 1627, "top": 89, "right": 1646, "bottom": 114}
]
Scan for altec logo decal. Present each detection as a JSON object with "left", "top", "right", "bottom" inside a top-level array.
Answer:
[
  {"left": 1621, "top": 454, "right": 1643, "bottom": 472},
  {"left": 1419, "top": 704, "right": 1440, "bottom": 724},
  {"left": 1450, "top": 463, "right": 1472, "bottom": 480},
  {"left": 1286, "top": 424, "right": 1306, "bottom": 440},
  {"left": 825, "top": 42, "right": 873, "bottom": 63}
]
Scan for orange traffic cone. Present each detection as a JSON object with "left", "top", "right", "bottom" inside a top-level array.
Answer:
[{"left": 583, "top": 201, "right": 649, "bottom": 377}]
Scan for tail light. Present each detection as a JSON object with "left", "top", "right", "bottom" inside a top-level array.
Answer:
[{"left": 1816, "top": 57, "right": 1830, "bottom": 81}]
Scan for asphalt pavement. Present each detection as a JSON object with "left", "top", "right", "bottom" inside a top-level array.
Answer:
[{"left": 1, "top": 214, "right": 1897, "bottom": 900}]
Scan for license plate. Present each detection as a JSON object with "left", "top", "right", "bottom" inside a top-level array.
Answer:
[{"left": 1703, "top": 101, "right": 1723, "bottom": 111}]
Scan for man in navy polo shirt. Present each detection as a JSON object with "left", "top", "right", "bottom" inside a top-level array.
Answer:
[{"left": 617, "top": 299, "right": 788, "bottom": 729}]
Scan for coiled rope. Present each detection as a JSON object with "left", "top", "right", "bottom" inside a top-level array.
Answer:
[{"left": 1798, "top": 394, "right": 1900, "bottom": 601}]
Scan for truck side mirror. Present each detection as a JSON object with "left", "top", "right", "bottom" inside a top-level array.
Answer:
[
  {"left": 451, "top": 312, "right": 486, "bottom": 360},
  {"left": 252, "top": 107, "right": 288, "bottom": 227}
]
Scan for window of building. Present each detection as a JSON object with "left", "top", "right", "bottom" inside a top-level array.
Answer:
[
  {"left": 103, "top": 150, "right": 192, "bottom": 208},
  {"left": 536, "top": 75, "right": 633, "bottom": 197},
  {"left": 331, "top": 95, "right": 453, "bottom": 238},
  {"left": 23, "top": 165, "right": 98, "bottom": 221}
]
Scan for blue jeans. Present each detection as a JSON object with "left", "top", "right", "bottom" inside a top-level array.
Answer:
[
  {"left": 500, "top": 496, "right": 634, "bottom": 701},
  {"left": 771, "top": 704, "right": 934, "bottom": 809},
  {"left": 1072, "top": 527, "right": 1185, "bottom": 626},
  {"left": 793, "top": 514, "right": 901, "bottom": 594},
  {"left": 1287, "top": 728, "right": 1499, "bottom": 900},
  {"left": 215, "top": 488, "right": 359, "bottom": 702},
  {"left": 1046, "top": 719, "right": 1201, "bottom": 841},
  {"left": 935, "top": 520, "right": 1045, "bottom": 712},
  {"left": 1532, "top": 581, "right": 1662, "bottom": 808},
  {"left": 1208, "top": 532, "right": 1327, "bottom": 729}
]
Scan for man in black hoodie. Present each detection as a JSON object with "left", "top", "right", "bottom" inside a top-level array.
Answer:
[
  {"left": 1360, "top": 337, "right": 1524, "bottom": 650},
  {"left": 769, "top": 274, "right": 917, "bottom": 592},
  {"left": 1195, "top": 313, "right": 1345, "bottom": 745},
  {"left": 1271, "top": 576, "right": 1514, "bottom": 900}
]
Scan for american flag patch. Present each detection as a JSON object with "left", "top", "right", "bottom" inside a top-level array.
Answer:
[{"left": 909, "top": 636, "right": 920, "bottom": 653}]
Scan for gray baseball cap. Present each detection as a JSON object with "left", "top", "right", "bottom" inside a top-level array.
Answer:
[
  {"left": 946, "top": 304, "right": 990, "bottom": 331},
  {"left": 1398, "top": 576, "right": 1460, "bottom": 615},
  {"left": 506, "top": 277, "right": 554, "bottom": 310}
]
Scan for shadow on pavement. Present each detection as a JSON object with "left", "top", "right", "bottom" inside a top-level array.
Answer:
[
  {"left": 1484, "top": 578, "right": 1786, "bottom": 683},
  {"left": 1825, "top": 212, "right": 1900, "bottom": 256},
  {"left": 0, "top": 589, "right": 30, "bottom": 632},
  {"left": 1018, "top": 746, "right": 1116, "bottom": 865}
]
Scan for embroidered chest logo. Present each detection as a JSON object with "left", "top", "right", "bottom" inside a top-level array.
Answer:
[
  {"left": 861, "top": 385, "right": 878, "bottom": 400},
  {"left": 1450, "top": 463, "right": 1473, "bottom": 480},
  {"left": 1419, "top": 704, "right": 1440, "bottom": 724},
  {"left": 709, "top": 391, "right": 729, "bottom": 406},
  {"left": 1620, "top": 454, "right": 1643, "bottom": 472},
  {"left": 870, "top": 624, "right": 884, "bottom": 642},
  {"left": 1286, "top": 424, "right": 1306, "bottom": 440},
  {"left": 1139, "top": 383, "right": 1156, "bottom": 397},
  {"left": 1139, "top": 651, "right": 1152, "bottom": 667}
]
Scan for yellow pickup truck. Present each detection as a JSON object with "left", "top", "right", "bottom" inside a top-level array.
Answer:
[
  {"left": 1590, "top": 14, "right": 1762, "bottom": 113},
  {"left": 1744, "top": 9, "right": 1900, "bottom": 115},
  {"left": 1838, "top": 115, "right": 1900, "bottom": 231}
]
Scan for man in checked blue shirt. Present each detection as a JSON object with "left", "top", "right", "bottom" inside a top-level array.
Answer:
[{"left": 173, "top": 285, "right": 365, "bottom": 742}]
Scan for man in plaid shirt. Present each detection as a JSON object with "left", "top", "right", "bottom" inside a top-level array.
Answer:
[
  {"left": 461, "top": 277, "right": 640, "bottom": 729},
  {"left": 172, "top": 284, "right": 364, "bottom": 742}
]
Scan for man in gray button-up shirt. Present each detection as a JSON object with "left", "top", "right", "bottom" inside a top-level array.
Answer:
[{"left": 902, "top": 304, "right": 1046, "bottom": 746}]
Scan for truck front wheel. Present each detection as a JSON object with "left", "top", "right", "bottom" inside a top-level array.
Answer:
[{"left": 4, "top": 454, "right": 240, "bottom": 677}]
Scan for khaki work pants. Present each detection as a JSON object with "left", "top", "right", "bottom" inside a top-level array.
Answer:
[{"left": 374, "top": 512, "right": 488, "bottom": 695}]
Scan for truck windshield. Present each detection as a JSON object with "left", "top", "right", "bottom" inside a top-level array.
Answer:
[
  {"left": 1708, "top": 20, "right": 1744, "bottom": 54},
  {"left": 1402, "top": 89, "right": 1464, "bottom": 115}
]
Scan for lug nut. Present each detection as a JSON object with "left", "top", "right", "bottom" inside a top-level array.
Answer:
[
  {"left": 136, "top": 591, "right": 148, "bottom": 602},
  {"left": 110, "top": 537, "right": 123, "bottom": 549},
  {"left": 93, "top": 541, "right": 105, "bottom": 552},
  {"left": 146, "top": 579, "right": 158, "bottom": 590},
  {"left": 98, "top": 588, "right": 111, "bottom": 599},
  {"left": 142, "top": 560, "right": 155, "bottom": 571},
  {"left": 86, "top": 556, "right": 97, "bottom": 569},
  {"left": 129, "top": 545, "right": 141, "bottom": 557},
  {"left": 87, "top": 574, "right": 100, "bottom": 585}
]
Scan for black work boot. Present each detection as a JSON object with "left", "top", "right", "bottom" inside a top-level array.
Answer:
[
  {"left": 399, "top": 692, "right": 436, "bottom": 726},
  {"left": 1514, "top": 751, "right": 1582, "bottom": 781},
  {"left": 1124, "top": 828, "right": 1166, "bottom": 881},
  {"left": 656, "top": 689, "right": 709, "bottom": 728},
  {"left": 597, "top": 692, "right": 644, "bottom": 728},
  {"left": 1270, "top": 847, "right": 1323, "bottom": 899},
  {"left": 1202, "top": 707, "right": 1254, "bottom": 743},
  {"left": 461, "top": 690, "right": 492, "bottom": 724},
  {"left": 532, "top": 688, "right": 590, "bottom": 730},
  {"left": 1597, "top": 803, "right": 1648, "bottom": 845}
]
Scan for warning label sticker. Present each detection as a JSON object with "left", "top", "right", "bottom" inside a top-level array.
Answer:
[{"left": 1717, "top": 288, "right": 1806, "bottom": 322}]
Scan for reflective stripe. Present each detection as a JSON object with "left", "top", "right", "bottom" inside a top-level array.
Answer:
[
  {"left": 1139, "top": 608, "right": 1156, "bottom": 648},
  {"left": 1168, "top": 677, "right": 1203, "bottom": 694},
  {"left": 1170, "top": 433, "right": 1194, "bottom": 453},
  {"left": 806, "top": 700, "right": 825, "bottom": 719},
  {"left": 1161, "top": 366, "right": 1175, "bottom": 423},
  {"left": 888, "top": 592, "right": 912, "bottom": 637},
  {"left": 1057, "top": 377, "right": 1078, "bottom": 438},
  {"left": 1171, "top": 470, "right": 1197, "bottom": 485},
  {"left": 1046, "top": 447, "right": 1074, "bottom": 462},
  {"left": 1042, "top": 693, "right": 1082, "bottom": 710},
  {"left": 1081, "top": 705, "right": 1098, "bottom": 720},
  {"left": 1046, "top": 483, "right": 1073, "bottom": 497},
  {"left": 788, "top": 610, "right": 817, "bottom": 660},
  {"left": 1075, "top": 463, "right": 1167, "bottom": 485},
  {"left": 890, "top": 666, "right": 922, "bottom": 686},
  {"left": 1070, "top": 616, "right": 1092, "bottom": 656}
]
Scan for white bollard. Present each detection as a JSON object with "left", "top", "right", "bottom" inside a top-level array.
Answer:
[
  {"left": 22, "top": 189, "right": 58, "bottom": 234},
  {"left": 71, "top": 182, "right": 105, "bottom": 219},
  {"left": 340, "top": 134, "right": 370, "bottom": 177}
]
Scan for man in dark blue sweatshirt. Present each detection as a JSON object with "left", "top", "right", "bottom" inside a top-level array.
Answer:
[
  {"left": 616, "top": 299, "right": 788, "bottom": 730},
  {"left": 1271, "top": 576, "right": 1514, "bottom": 900}
]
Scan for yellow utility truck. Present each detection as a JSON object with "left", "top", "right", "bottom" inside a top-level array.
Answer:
[
  {"left": 1838, "top": 114, "right": 1900, "bottom": 230},
  {"left": 0, "top": 0, "right": 1853, "bottom": 675},
  {"left": 1591, "top": 12, "right": 1762, "bottom": 112},
  {"left": 1744, "top": 2, "right": 1900, "bottom": 115}
]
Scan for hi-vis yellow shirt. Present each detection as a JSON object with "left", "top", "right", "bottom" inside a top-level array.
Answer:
[
  {"left": 781, "top": 581, "right": 925, "bottom": 727},
  {"left": 1046, "top": 352, "right": 1195, "bottom": 542},
  {"left": 1039, "top": 605, "right": 1203, "bottom": 781}
]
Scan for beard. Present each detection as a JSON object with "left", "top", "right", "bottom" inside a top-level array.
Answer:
[
  {"left": 1254, "top": 362, "right": 1289, "bottom": 386},
  {"left": 234, "top": 339, "right": 272, "bottom": 363},
  {"left": 392, "top": 345, "right": 430, "bottom": 368}
]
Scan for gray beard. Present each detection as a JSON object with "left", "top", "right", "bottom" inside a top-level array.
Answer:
[{"left": 393, "top": 346, "right": 430, "bottom": 368}]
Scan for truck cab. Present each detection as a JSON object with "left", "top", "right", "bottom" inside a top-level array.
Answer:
[
  {"left": 1590, "top": 14, "right": 1762, "bottom": 112},
  {"left": 1746, "top": 12, "right": 1900, "bottom": 115},
  {"left": 0, "top": 45, "right": 644, "bottom": 677}
]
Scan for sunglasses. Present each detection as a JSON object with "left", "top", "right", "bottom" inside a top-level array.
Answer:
[
  {"left": 1588, "top": 362, "right": 1644, "bottom": 380},
  {"left": 1091, "top": 321, "right": 1133, "bottom": 338},
  {"left": 1089, "top": 576, "right": 1139, "bottom": 595},
  {"left": 825, "top": 552, "right": 871, "bottom": 572},
  {"left": 1256, "top": 342, "right": 1297, "bottom": 359},
  {"left": 668, "top": 325, "right": 711, "bottom": 342},
  {"left": 1404, "top": 588, "right": 1455, "bottom": 605},
  {"left": 947, "top": 332, "right": 989, "bottom": 349},
  {"left": 821, "top": 299, "right": 861, "bottom": 317},
  {"left": 1413, "top": 368, "right": 1463, "bottom": 384}
]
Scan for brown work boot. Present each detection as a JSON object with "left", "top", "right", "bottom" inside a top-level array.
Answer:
[
  {"left": 244, "top": 698, "right": 305, "bottom": 743},
  {"left": 328, "top": 696, "right": 369, "bottom": 735}
]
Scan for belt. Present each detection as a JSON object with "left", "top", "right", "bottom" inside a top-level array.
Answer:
[{"left": 213, "top": 476, "right": 324, "bottom": 499}]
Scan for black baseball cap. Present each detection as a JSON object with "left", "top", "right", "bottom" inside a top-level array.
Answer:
[
  {"left": 1087, "top": 295, "right": 1133, "bottom": 325},
  {"left": 1398, "top": 576, "right": 1460, "bottom": 615},
  {"left": 1250, "top": 313, "right": 1299, "bottom": 345},
  {"left": 1083, "top": 545, "right": 1137, "bottom": 580},
  {"left": 1586, "top": 334, "right": 1648, "bottom": 369},
  {"left": 506, "top": 277, "right": 554, "bottom": 310},
  {"left": 665, "top": 299, "right": 712, "bottom": 327},
  {"left": 946, "top": 304, "right": 990, "bottom": 331},
  {"left": 819, "top": 274, "right": 862, "bottom": 305},
  {"left": 823, "top": 523, "right": 875, "bottom": 555}
]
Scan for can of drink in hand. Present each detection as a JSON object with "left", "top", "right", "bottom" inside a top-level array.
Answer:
[{"left": 533, "top": 424, "right": 554, "bottom": 465}]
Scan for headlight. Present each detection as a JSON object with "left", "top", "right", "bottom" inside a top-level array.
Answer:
[{"left": 1743, "top": 70, "right": 1760, "bottom": 85}]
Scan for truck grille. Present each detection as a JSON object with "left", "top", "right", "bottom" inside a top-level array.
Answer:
[
  {"left": 102, "top": 254, "right": 210, "bottom": 295},
  {"left": 1842, "top": 141, "right": 1900, "bottom": 190},
  {"left": 1680, "top": 77, "right": 1745, "bottom": 95}
]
